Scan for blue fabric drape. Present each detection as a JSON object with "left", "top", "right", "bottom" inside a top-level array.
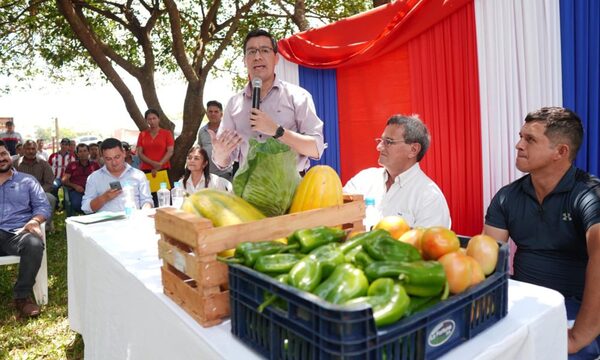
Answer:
[
  {"left": 560, "top": 0, "right": 600, "bottom": 176},
  {"left": 298, "top": 66, "right": 341, "bottom": 173}
]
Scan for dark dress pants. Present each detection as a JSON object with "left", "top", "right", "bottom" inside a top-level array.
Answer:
[{"left": 0, "top": 229, "right": 44, "bottom": 299}]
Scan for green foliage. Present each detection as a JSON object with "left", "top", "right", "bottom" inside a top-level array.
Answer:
[
  {"left": 1, "top": 0, "right": 370, "bottom": 86},
  {"left": 0, "top": 211, "right": 84, "bottom": 359}
]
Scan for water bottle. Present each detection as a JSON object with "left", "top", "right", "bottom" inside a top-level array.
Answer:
[
  {"left": 157, "top": 182, "right": 171, "bottom": 207},
  {"left": 122, "top": 181, "right": 137, "bottom": 217},
  {"left": 364, "top": 197, "right": 381, "bottom": 230},
  {"left": 171, "top": 181, "right": 185, "bottom": 209}
]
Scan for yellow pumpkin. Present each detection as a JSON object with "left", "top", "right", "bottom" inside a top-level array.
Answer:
[{"left": 289, "top": 165, "right": 343, "bottom": 213}]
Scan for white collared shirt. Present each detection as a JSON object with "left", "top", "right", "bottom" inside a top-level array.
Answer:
[
  {"left": 343, "top": 163, "right": 451, "bottom": 228},
  {"left": 81, "top": 164, "right": 153, "bottom": 214},
  {"left": 184, "top": 173, "right": 232, "bottom": 194}
]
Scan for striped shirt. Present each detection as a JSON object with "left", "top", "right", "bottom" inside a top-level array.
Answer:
[
  {"left": 48, "top": 151, "right": 76, "bottom": 179},
  {"left": 0, "top": 131, "right": 23, "bottom": 155}
]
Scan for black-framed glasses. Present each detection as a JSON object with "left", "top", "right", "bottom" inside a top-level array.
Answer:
[
  {"left": 245, "top": 47, "right": 274, "bottom": 57},
  {"left": 375, "top": 137, "right": 406, "bottom": 147}
]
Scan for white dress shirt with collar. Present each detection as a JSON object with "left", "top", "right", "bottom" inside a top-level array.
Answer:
[{"left": 343, "top": 163, "right": 451, "bottom": 228}]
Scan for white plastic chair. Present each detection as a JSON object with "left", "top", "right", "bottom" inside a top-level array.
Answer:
[{"left": 0, "top": 223, "right": 48, "bottom": 305}]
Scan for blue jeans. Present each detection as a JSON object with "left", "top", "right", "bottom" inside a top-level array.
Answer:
[
  {"left": 566, "top": 297, "right": 600, "bottom": 359},
  {"left": 68, "top": 189, "right": 83, "bottom": 214}
]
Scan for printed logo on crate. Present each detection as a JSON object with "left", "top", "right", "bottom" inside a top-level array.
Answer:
[{"left": 428, "top": 319, "right": 456, "bottom": 347}]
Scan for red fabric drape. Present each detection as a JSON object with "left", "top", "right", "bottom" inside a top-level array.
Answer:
[
  {"left": 337, "top": 46, "right": 412, "bottom": 182},
  {"left": 278, "top": 0, "right": 472, "bottom": 69},
  {"left": 408, "top": 2, "right": 483, "bottom": 235}
]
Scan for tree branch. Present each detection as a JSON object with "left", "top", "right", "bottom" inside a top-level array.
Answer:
[
  {"left": 56, "top": 0, "right": 146, "bottom": 129},
  {"left": 163, "top": 0, "right": 198, "bottom": 83}
]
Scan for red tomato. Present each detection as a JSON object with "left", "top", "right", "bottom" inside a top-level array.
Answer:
[
  {"left": 421, "top": 227, "right": 460, "bottom": 260},
  {"left": 438, "top": 251, "right": 472, "bottom": 294}
]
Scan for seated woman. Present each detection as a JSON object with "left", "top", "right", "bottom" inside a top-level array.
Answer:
[{"left": 182, "top": 145, "right": 232, "bottom": 194}]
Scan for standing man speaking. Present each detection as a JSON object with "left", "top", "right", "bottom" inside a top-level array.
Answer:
[{"left": 211, "top": 29, "right": 325, "bottom": 173}]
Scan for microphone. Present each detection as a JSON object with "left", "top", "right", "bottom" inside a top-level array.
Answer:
[{"left": 252, "top": 78, "right": 262, "bottom": 109}]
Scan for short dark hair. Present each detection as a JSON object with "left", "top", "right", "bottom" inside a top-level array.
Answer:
[
  {"left": 5, "top": 121, "right": 14, "bottom": 127},
  {"left": 76, "top": 143, "right": 89, "bottom": 153},
  {"left": 386, "top": 114, "right": 431, "bottom": 162},
  {"left": 60, "top": 138, "right": 70, "bottom": 145},
  {"left": 22, "top": 140, "right": 35, "bottom": 148},
  {"left": 206, "top": 100, "right": 223, "bottom": 111},
  {"left": 89, "top": 143, "right": 99, "bottom": 149},
  {"left": 100, "top": 138, "right": 123, "bottom": 152},
  {"left": 16, "top": 143, "right": 24, "bottom": 149},
  {"left": 144, "top": 108, "right": 160, "bottom": 119},
  {"left": 243, "top": 29, "right": 278, "bottom": 55},
  {"left": 524, "top": 106, "right": 583, "bottom": 161}
]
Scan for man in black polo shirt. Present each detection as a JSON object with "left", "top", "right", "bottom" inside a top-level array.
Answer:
[{"left": 484, "top": 107, "right": 600, "bottom": 358}]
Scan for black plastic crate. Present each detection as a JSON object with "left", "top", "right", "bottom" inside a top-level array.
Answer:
[{"left": 229, "top": 237, "right": 508, "bottom": 359}]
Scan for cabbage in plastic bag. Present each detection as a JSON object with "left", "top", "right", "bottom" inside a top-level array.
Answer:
[{"left": 233, "top": 138, "right": 300, "bottom": 217}]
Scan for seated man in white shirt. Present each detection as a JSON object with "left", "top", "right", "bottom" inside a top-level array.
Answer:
[
  {"left": 82, "top": 138, "right": 153, "bottom": 213},
  {"left": 343, "top": 114, "right": 451, "bottom": 228}
]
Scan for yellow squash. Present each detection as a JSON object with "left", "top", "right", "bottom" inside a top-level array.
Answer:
[
  {"left": 289, "top": 165, "right": 343, "bottom": 213},
  {"left": 182, "top": 189, "right": 266, "bottom": 227},
  {"left": 181, "top": 189, "right": 266, "bottom": 257}
]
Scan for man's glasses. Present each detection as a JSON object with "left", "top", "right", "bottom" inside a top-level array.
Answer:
[
  {"left": 245, "top": 47, "right": 274, "bottom": 57},
  {"left": 375, "top": 137, "right": 406, "bottom": 147}
]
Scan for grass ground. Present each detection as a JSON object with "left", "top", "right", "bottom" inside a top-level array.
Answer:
[{"left": 0, "top": 211, "right": 84, "bottom": 359}]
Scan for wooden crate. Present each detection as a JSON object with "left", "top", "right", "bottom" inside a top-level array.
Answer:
[{"left": 155, "top": 194, "right": 366, "bottom": 327}]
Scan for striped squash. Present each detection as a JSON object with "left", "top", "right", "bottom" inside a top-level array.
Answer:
[{"left": 289, "top": 165, "right": 343, "bottom": 213}]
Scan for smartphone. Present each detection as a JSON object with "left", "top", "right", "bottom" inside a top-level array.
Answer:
[{"left": 109, "top": 181, "right": 122, "bottom": 191}]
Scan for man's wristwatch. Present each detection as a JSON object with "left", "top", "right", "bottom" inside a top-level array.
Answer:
[{"left": 273, "top": 125, "right": 285, "bottom": 139}]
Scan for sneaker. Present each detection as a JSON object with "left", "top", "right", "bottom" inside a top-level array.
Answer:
[{"left": 14, "top": 297, "right": 41, "bottom": 318}]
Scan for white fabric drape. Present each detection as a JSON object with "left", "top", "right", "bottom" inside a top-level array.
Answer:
[
  {"left": 475, "top": 0, "right": 563, "bottom": 214},
  {"left": 275, "top": 56, "right": 300, "bottom": 86}
]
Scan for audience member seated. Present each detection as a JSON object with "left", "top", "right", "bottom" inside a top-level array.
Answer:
[
  {"left": 0, "top": 140, "right": 50, "bottom": 318},
  {"left": 89, "top": 142, "right": 103, "bottom": 166},
  {"left": 48, "top": 138, "right": 76, "bottom": 209},
  {"left": 15, "top": 140, "right": 57, "bottom": 233},
  {"left": 11, "top": 143, "right": 23, "bottom": 163},
  {"left": 61, "top": 143, "right": 101, "bottom": 216},
  {"left": 181, "top": 145, "right": 232, "bottom": 194},
  {"left": 82, "top": 138, "right": 153, "bottom": 213},
  {"left": 122, "top": 142, "right": 140, "bottom": 169},
  {"left": 36, "top": 139, "right": 49, "bottom": 161},
  {"left": 343, "top": 114, "right": 451, "bottom": 228}
]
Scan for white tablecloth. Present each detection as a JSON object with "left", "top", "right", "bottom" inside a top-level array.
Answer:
[{"left": 67, "top": 212, "right": 567, "bottom": 360}]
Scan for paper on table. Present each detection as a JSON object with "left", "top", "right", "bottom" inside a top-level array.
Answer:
[
  {"left": 146, "top": 170, "right": 171, "bottom": 193},
  {"left": 69, "top": 211, "right": 126, "bottom": 224}
]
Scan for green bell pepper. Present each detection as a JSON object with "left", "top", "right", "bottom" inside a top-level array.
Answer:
[
  {"left": 363, "top": 235, "right": 422, "bottom": 262},
  {"left": 313, "top": 263, "right": 369, "bottom": 304},
  {"left": 308, "top": 243, "right": 345, "bottom": 278},
  {"left": 253, "top": 253, "right": 304, "bottom": 274},
  {"left": 339, "top": 229, "right": 390, "bottom": 254},
  {"left": 405, "top": 295, "right": 439, "bottom": 316},
  {"left": 284, "top": 226, "right": 346, "bottom": 253},
  {"left": 352, "top": 250, "right": 375, "bottom": 270},
  {"left": 345, "top": 278, "right": 410, "bottom": 327},
  {"left": 289, "top": 256, "right": 322, "bottom": 292},
  {"left": 217, "top": 240, "right": 286, "bottom": 267},
  {"left": 257, "top": 273, "right": 290, "bottom": 313},
  {"left": 364, "top": 260, "right": 446, "bottom": 297}
]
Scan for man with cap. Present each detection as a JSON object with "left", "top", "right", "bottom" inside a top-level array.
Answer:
[{"left": 48, "top": 138, "right": 76, "bottom": 208}]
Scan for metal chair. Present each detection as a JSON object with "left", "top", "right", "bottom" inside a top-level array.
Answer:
[{"left": 0, "top": 223, "right": 48, "bottom": 305}]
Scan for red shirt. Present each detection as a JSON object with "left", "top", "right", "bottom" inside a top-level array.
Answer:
[
  {"left": 136, "top": 129, "right": 174, "bottom": 171},
  {"left": 64, "top": 160, "right": 101, "bottom": 188}
]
